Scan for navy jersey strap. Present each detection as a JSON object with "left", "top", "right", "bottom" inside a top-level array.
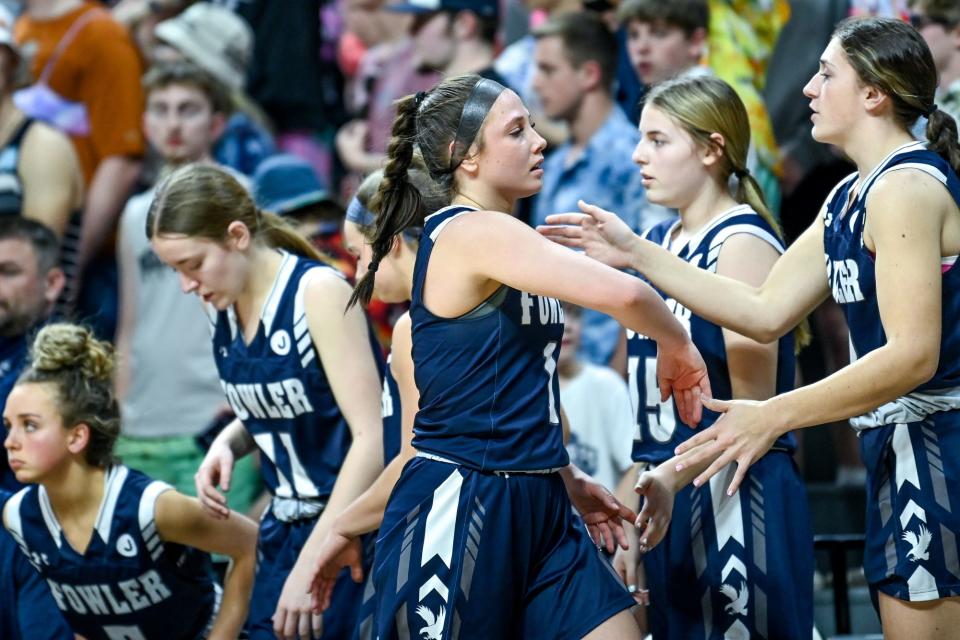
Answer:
[{"left": 412, "top": 205, "right": 478, "bottom": 306}]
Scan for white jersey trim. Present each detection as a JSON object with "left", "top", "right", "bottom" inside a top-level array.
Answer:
[
  {"left": 850, "top": 386, "right": 960, "bottom": 431},
  {"left": 262, "top": 252, "right": 297, "bottom": 336},
  {"left": 94, "top": 465, "right": 129, "bottom": 545},
  {"left": 139, "top": 480, "right": 173, "bottom": 561},
  {"left": 3, "top": 487, "right": 28, "bottom": 546}
]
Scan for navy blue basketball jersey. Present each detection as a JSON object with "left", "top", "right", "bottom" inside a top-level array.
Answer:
[
  {"left": 629, "top": 205, "right": 796, "bottom": 464},
  {"left": 410, "top": 206, "right": 568, "bottom": 471},
  {"left": 823, "top": 142, "right": 960, "bottom": 429},
  {"left": 382, "top": 352, "right": 402, "bottom": 464},
  {"left": 211, "top": 252, "right": 359, "bottom": 500},
  {"left": 2, "top": 466, "right": 216, "bottom": 640}
]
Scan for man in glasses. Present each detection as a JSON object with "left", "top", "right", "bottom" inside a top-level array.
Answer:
[{"left": 910, "top": 0, "right": 960, "bottom": 128}]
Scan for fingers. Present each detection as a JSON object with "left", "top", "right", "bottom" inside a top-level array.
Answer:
[
  {"left": 542, "top": 213, "right": 588, "bottom": 226},
  {"left": 674, "top": 425, "right": 720, "bottom": 456},
  {"left": 693, "top": 449, "right": 736, "bottom": 489},
  {"left": 700, "top": 394, "right": 731, "bottom": 414},
  {"left": 727, "top": 458, "right": 751, "bottom": 496},
  {"left": 685, "top": 388, "right": 702, "bottom": 426},
  {"left": 196, "top": 476, "right": 229, "bottom": 519},
  {"left": 312, "top": 613, "right": 323, "bottom": 639},
  {"left": 350, "top": 560, "right": 365, "bottom": 584},
  {"left": 598, "top": 521, "right": 616, "bottom": 554},
  {"left": 298, "top": 608, "right": 310, "bottom": 640},
  {"left": 218, "top": 455, "right": 233, "bottom": 493},
  {"left": 577, "top": 199, "right": 611, "bottom": 219},
  {"left": 611, "top": 518, "right": 630, "bottom": 552},
  {"left": 537, "top": 231, "right": 585, "bottom": 250},
  {"left": 273, "top": 609, "right": 287, "bottom": 640}
]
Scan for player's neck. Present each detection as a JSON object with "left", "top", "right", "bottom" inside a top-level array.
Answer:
[
  {"left": 234, "top": 246, "right": 285, "bottom": 329},
  {"left": 677, "top": 178, "right": 738, "bottom": 237},
  {"left": 452, "top": 184, "right": 515, "bottom": 215},
  {"left": 843, "top": 121, "right": 916, "bottom": 181},
  {"left": 43, "top": 462, "right": 106, "bottom": 526}
]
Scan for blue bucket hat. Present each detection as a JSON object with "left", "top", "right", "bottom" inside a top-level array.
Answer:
[{"left": 253, "top": 154, "right": 333, "bottom": 215}]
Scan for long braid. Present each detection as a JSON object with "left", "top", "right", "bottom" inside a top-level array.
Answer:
[{"left": 348, "top": 95, "right": 422, "bottom": 308}]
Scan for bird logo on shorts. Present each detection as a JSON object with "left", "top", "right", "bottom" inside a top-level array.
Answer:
[
  {"left": 415, "top": 604, "right": 445, "bottom": 639},
  {"left": 903, "top": 524, "right": 933, "bottom": 562},
  {"left": 720, "top": 580, "right": 748, "bottom": 616}
]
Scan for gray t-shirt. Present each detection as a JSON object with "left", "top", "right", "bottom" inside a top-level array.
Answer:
[{"left": 116, "top": 173, "right": 250, "bottom": 438}]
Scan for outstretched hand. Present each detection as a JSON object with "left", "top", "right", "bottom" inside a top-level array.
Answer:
[
  {"left": 565, "top": 468, "right": 638, "bottom": 553},
  {"left": 537, "top": 200, "right": 639, "bottom": 270},
  {"left": 673, "top": 396, "right": 784, "bottom": 495},
  {"left": 308, "top": 531, "right": 365, "bottom": 614},
  {"left": 633, "top": 469, "right": 675, "bottom": 552},
  {"left": 657, "top": 340, "right": 712, "bottom": 427}
]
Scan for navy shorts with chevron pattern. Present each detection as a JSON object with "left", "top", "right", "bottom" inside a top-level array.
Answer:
[
  {"left": 371, "top": 457, "right": 634, "bottom": 639},
  {"left": 861, "top": 414, "right": 960, "bottom": 602},
  {"left": 643, "top": 450, "right": 814, "bottom": 639}
]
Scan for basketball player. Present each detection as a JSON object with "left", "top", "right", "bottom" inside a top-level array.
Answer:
[
  {"left": 2, "top": 323, "right": 258, "bottom": 639},
  {"left": 308, "top": 74, "right": 712, "bottom": 639},
  {"left": 146, "top": 164, "right": 386, "bottom": 639},
  {"left": 593, "top": 75, "right": 814, "bottom": 639}
]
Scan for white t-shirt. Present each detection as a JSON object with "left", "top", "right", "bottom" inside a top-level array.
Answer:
[{"left": 561, "top": 363, "right": 636, "bottom": 489}]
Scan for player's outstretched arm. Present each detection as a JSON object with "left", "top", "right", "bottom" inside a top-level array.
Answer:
[
  {"left": 675, "top": 171, "right": 949, "bottom": 495},
  {"left": 154, "top": 490, "right": 258, "bottom": 640},
  {"left": 443, "top": 210, "right": 711, "bottom": 426},
  {"left": 540, "top": 200, "right": 830, "bottom": 344}
]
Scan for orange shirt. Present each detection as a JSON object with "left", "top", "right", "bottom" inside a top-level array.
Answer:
[{"left": 15, "top": 2, "right": 145, "bottom": 184}]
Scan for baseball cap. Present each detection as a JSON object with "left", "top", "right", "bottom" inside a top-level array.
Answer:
[
  {"left": 253, "top": 154, "right": 334, "bottom": 215},
  {"left": 389, "top": 0, "right": 498, "bottom": 19},
  {"left": 155, "top": 3, "right": 253, "bottom": 91}
]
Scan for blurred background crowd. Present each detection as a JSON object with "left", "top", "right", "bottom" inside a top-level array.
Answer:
[{"left": 0, "top": 0, "right": 955, "bottom": 635}]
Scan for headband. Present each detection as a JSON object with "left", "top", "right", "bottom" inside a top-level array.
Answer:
[
  {"left": 345, "top": 197, "right": 376, "bottom": 227},
  {"left": 447, "top": 78, "right": 507, "bottom": 174},
  {"left": 345, "top": 196, "right": 423, "bottom": 242}
]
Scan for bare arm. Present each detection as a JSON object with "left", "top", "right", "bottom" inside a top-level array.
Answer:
[
  {"left": 327, "top": 312, "right": 418, "bottom": 538},
  {"left": 273, "top": 271, "right": 386, "bottom": 638},
  {"left": 298, "top": 270, "right": 385, "bottom": 541},
  {"left": 154, "top": 490, "right": 258, "bottom": 640},
  {"left": 435, "top": 211, "right": 711, "bottom": 424},
  {"left": 18, "top": 123, "right": 83, "bottom": 237},
  {"left": 77, "top": 156, "right": 142, "bottom": 271},
  {"left": 541, "top": 201, "right": 832, "bottom": 343},
  {"left": 677, "top": 170, "right": 949, "bottom": 493}
]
